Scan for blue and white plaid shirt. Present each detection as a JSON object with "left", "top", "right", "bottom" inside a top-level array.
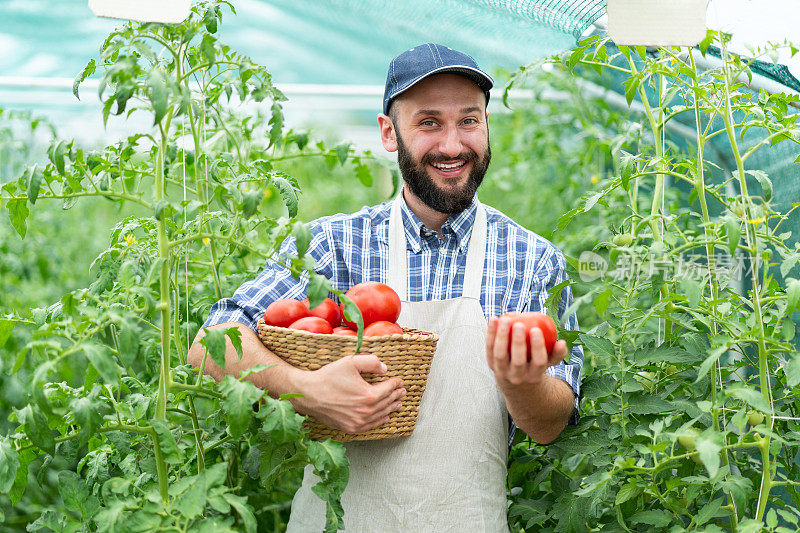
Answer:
[{"left": 205, "top": 195, "right": 584, "bottom": 438}]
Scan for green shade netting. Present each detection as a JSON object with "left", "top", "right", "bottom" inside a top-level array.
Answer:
[{"left": 1, "top": 0, "right": 603, "bottom": 84}]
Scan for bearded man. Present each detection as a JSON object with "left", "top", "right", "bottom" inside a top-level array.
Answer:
[{"left": 188, "top": 43, "right": 583, "bottom": 532}]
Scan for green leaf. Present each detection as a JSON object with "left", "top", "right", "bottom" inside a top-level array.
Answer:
[
  {"left": 70, "top": 396, "right": 107, "bottom": 446},
  {"left": 226, "top": 326, "right": 243, "bottom": 362},
  {"left": 336, "top": 143, "right": 351, "bottom": 165},
  {"left": 242, "top": 189, "right": 262, "bottom": 219},
  {"left": 679, "top": 278, "right": 702, "bottom": 307},
  {"left": 224, "top": 493, "right": 257, "bottom": 533},
  {"left": 117, "top": 318, "right": 141, "bottom": 368},
  {"left": 627, "top": 395, "right": 674, "bottom": 415},
  {"left": 25, "top": 165, "right": 43, "bottom": 204},
  {"left": 727, "top": 384, "right": 772, "bottom": 413},
  {"left": 579, "top": 334, "right": 615, "bottom": 358},
  {"left": 149, "top": 419, "right": 181, "bottom": 464},
  {"left": 293, "top": 221, "right": 311, "bottom": 257},
  {"left": 59, "top": 471, "right": 100, "bottom": 518},
  {"left": 271, "top": 172, "right": 299, "bottom": 218},
  {"left": 784, "top": 353, "right": 800, "bottom": 387},
  {"left": 7, "top": 198, "right": 29, "bottom": 238},
  {"left": 83, "top": 343, "right": 121, "bottom": 385},
  {"left": 9, "top": 448, "right": 34, "bottom": 505},
  {"left": 355, "top": 162, "right": 372, "bottom": 187},
  {"left": 615, "top": 482, "right": 642, "bottom": 505},
  {"left": 696, "top": 433, "right": 722, "bottom": 477},
  {"left": 19, "top": 405, "right": 55, "bottom": 455},
  {"left": 593, "top": 288, "right": 611, "bottom": 316},
  {"left": 695, "top": 345, "right": 727, "bottom": 383},
  {"left": 696, "top": 497, "right": 724, "bottom": 526},
  {"left": 307, "top": 274, "right": 331, "bottom": 310},
  {"left": 0, "top": 438, "right": 19, "bottom": 494},
  {"left": 202, "top": 328, "right": 227, "bottom": 370},
  {"left": 726, "top": 217, "right": 741, "bottom": 256},
  {"left": 73, "top": 59, "right": 96, "bottom": 99},
  {"left": 26, "top": 509, "right": 64, "bottom": 532},
  {"left": 268, "top": 102, "right": 284, "bottom": 148},
  {"left": 200, "top": 34, "right": 216, "bottom": 66},
  {"left": 786, "top": 278, "right": 800, "bottom": 311},
  {"left": 630, "top": 509, "right": 672, "bottom": 527},
  {"left": 0, "top": 320, "right": 14, "bottom": 349},
  {"left": 146, "top": 69, "right": 168, "bottom": 125},
  {"left": 219, "top": 376, "right": 264, "bottom": 438},
  {"left": 259, "top": 397, "right": 304, "bottom": 444},
  {"left": 341, "top": 297, "right": 364, "bottom": 351},
  {"left": 747, "top": 170, "right": 772, "bottom": 201}
]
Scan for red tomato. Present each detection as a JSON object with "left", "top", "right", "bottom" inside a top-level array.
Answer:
[
  {"left": 302, "top": 298, "right": 342, "bottom": 328},
  {"left": 363, "top": 321, "right": 404, "bottom": 337},
  {"left": 263, "top": 299, "right": 309, "bottom": 328},
  {"left": 500, "top": 311, "right": 557, "bottom": 356},
  {"left": 340, "top": 281, "right": 401, "bottom": 329},
  {"left": 332, "top": 327, "right": 358, "bottom": 337},
  {"left": 288, "top": 316, "right": 334, "bottom": 334}
]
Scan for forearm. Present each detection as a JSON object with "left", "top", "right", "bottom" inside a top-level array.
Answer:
[
  {"left": 187, "top": 322, "right": 308, "bottom": 404},
  {"left": 499, "top": 375, "right": 575, "bottom": 444}
]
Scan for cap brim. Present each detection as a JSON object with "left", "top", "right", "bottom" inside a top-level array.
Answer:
[{"left": 385, "top": 65, "right": 493, "bottom": 113}]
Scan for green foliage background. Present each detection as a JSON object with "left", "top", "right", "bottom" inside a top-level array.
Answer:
[{"left": 2, "top": 3, "right": 800, "bottom": 532}]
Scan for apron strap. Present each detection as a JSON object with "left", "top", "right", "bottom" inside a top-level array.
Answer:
[{"left": 388, "top": 191, "right": 487, "bottom": 302}]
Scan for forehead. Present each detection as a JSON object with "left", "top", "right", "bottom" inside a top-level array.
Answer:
[{"left": 392, "top": 73, "right": 486, "bottom": 116}]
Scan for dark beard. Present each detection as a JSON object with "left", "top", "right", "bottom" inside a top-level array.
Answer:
[{"left": 396, "top": 130, "right": 491, "bottom": 215}]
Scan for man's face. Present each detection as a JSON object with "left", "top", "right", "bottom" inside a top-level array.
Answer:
[{"left": 383, "top": 74, "right": 491, "bottom": 215}]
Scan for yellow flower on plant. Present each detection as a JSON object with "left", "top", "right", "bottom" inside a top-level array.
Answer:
[
  {"left": 124, "top": 234, "right": 136, "bottom": 246},
  {"left": 748, "top": 217, "right": 765, "bottom": 226},
  {"left": 202, "top": 237, "right": 210, "bottom": 246},
  {"left": 591, "top": 175, "right": 599, "bottom": 185}
]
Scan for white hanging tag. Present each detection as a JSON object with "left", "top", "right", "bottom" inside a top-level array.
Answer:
[
  {"left": 607, "top": 0, "right": 707, "bottom": 46},
  {"left": 88, "top": 0, "right": 191, "bottom": 23}
]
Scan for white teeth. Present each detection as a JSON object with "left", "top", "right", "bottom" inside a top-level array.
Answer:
[{"left": 432, "top": 161, "right": 466, "bottom": 171}]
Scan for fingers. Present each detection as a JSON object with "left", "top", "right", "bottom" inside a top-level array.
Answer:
[
  {"left": 548, "top": 340, "right": 570, "bottom": 367},
  {"left": 490, "top": 317, "right": 512, "bottom": 373},
  {"left": 350, "top": 354, "right": 387, "bottom": 375}
]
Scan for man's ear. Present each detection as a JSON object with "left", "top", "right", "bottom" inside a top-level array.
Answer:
[{"left": 377, "top": 113, "right": 398, "bottom": 152}]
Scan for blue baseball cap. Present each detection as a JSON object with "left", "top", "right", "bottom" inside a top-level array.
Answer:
[{"left": 383, "top": 43, "right": 493, "bottom": 115}]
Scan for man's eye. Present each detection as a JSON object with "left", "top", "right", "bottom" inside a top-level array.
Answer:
[
  {"left": 463, "top": 118, "right": 478, "bottom": 125},
  {"left": 420, "top": 120, "right": 437, "bottom": 127}
]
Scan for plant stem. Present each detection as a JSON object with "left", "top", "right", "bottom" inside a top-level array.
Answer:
[{"left": 719, "top": 37, "right": 773, "bottom": 522}]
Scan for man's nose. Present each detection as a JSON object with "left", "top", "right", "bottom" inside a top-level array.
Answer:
[{"left": 438, "top": 127, "right": 463, "bottom": 158}]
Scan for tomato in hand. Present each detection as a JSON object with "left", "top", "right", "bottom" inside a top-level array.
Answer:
[
  {"left": 340, "top": 281, "right": 401, "bottom": 329},
  {"left": 363, "top": 321, "right": 404, "bottom": 337},
  {"left": 302, "top": 297, "right": 342, "bottom": 328},
  {"left": 264, "top": 299, "right": 309, "bottom": 328},
  {"left": 289, "top": 316, "right": 334, "bottom": 334},
  {"left": 500, "top": 311, "right": 558, "bottom": 356},
  {"left": 332, "top": 327, "right": 358, "bottom": 337}
]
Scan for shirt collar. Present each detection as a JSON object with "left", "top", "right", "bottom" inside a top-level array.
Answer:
[{"left": 380, "top": 190, "right": 478, "bottom": 254}]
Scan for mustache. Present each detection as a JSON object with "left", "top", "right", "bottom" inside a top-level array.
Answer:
[{"left": 421, "top": 150, "right": 479, "bottom": 166}]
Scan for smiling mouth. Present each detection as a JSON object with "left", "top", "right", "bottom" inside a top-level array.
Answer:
[{"left": 429, "top": 160, "right": 467, "bottom": 174}]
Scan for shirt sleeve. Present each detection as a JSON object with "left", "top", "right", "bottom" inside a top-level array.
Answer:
[
  {"left": 202, "top": 221, "right": 335, "bottom": 333},
  {"left": 530, "top": 245, "right": 583, "bottom": 425}
]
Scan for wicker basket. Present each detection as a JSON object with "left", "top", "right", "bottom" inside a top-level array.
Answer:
[{"left": 256, "top": 319, "right": 438, "bottom": 442}]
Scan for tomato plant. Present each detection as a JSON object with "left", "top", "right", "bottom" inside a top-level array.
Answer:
[
  {"left": 0, "top": 2, "right": 386, "bottom": 530},
  {"left": 504, "top": 31, "right": 800, "bottom": 531}
]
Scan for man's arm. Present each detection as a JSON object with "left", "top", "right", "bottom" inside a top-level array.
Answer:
[
  {"left": 188, "top": 323, "right": 407, "bottom": 434},
  {"left": 485, "top": 317, "right": 575, "bottom": 444}
]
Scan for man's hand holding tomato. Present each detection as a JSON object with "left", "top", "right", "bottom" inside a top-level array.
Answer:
[{"left": 485, "top": 315, "right": 576, "bottom": 444}]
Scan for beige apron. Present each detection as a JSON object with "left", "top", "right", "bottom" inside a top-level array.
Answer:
[{"left": 286, "top": 195, "right": 509, "bottom": 532}]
